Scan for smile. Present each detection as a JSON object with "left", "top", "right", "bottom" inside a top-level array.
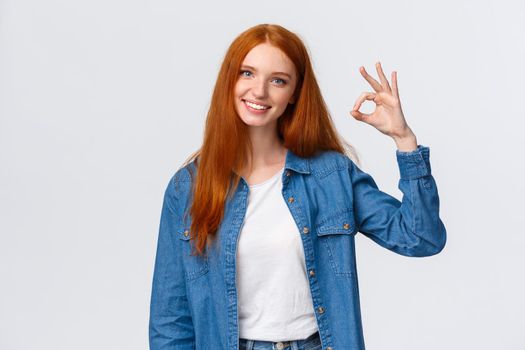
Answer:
[{"left": 243, "top": 99, "right": 271, "bottom": 110}]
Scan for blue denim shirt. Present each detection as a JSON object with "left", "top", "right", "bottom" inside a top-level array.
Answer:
[{"left": 149, "top": 145, "right": 447, "bottom": 350}]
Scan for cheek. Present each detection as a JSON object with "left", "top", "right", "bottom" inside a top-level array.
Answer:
[
  {"left": 234, "top": 79, "right": 251, "bottom": 95},
  {"left": 233, "top": 81, "right": 243, "bottom": 98},
  {"left": 272, "top": 90, "right": 294, "bottom": 107}
]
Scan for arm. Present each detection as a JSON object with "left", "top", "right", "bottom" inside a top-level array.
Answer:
[
  {"left": 348, "top": 145, "right": 447, "bottom": 257},
  {"left": 149, "top": 176, "right": 195, "bottom": 349}
]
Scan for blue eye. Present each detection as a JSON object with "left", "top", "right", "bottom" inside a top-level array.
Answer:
[
  {"left": 272, "top": 78, "right": 287, "bottom": 85},
  {"left": 239, "top": 70, "right": 287, "bottom": 85}
]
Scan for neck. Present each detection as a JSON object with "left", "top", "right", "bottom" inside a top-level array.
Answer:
[{"left": 244, "top": 126, "right": 287, "bottom": 173}]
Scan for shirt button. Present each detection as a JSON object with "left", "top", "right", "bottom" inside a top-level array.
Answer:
[
  {"left": 309, "top": 269, "right": 315, "bottom": 276},
  {"left": 318, "top": 306, "right": 325, "bottom": 314},
  {"left": 343, "top": 223, "right": 350, "bottom": 230},
  {"left": 276, "top": 342, "right": 284, "bottom": 350},
  {"left": 288, "top": 196, "right": 295, "bottom": 203},
  {"left": 326, "top": 347, "right": 333, "bottom": 350},
  {"left": 302, "top": 226, "right": 309, "bottom": 234},
  {"left": 285, "top": 170, "right": 291, "bottom": 177},
  {"left": 184, "top": 230, "right": 189, "bottom": 237}
]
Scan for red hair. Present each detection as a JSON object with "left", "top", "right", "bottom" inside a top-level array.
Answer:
[{"left": 181, "top": 23, "right": 359, "bottom": 257}]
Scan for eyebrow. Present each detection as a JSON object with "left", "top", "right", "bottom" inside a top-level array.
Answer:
[{"left": 240, "top": 65, "right": 292, "bottom": 79}]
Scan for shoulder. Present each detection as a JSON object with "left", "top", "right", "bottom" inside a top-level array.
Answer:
[
  {"left": 308, "top": 149, "right": 353, "bottom": 177},
  {"left": 172, "top": 163, "right": 195, "bottom": 184},
  {"left": 163, "top": 161, "right": 196, "bottom": 208}
]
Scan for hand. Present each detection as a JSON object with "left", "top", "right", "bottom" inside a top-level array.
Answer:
[{"left": 350, "top": 62, "right": 415, "bottom": 140}]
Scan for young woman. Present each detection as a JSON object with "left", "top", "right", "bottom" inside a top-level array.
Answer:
[{"left": 149, "top": 23, "right": 446, "bottom": 350}]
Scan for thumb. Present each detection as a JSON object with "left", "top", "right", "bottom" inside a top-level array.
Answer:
[{"left": 350, "top": 109, "right": 372, "bottom": 123}]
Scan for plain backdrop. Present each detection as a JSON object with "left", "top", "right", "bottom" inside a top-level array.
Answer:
[{"left": 1, "top": 0, "right": 524, "bottom": 349}]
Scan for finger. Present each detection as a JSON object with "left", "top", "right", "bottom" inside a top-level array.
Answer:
[
  {"left": 350, "top": 109, "right": 372, "bottom": 123},
  {"left": 352, "top": 91, "right": 377, "bottom": 112},
  {"left": 359, "top": 66, "right": 382, "bottom": 92},
  {"left": 375, "top": 62, "right": 392, "bottom": 93},
  {"left": 391, "top": 71, "right": 399, "bottom": 99}
]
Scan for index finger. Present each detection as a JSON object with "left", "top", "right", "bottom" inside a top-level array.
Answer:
[
  {"left": 359, "top": 66, "right": 382, "bottom": 92},
  {"left": 375, "top": 62, "right": 392, "bottom": 93}
]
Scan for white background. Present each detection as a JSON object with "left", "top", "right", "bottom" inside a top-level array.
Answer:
[{"left": 1, "top": 0, "right": 524, "bottom": 349}]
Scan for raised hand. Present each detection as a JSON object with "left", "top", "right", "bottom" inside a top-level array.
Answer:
[{"left": 350, "top": 62, "right": 417, "bottom": 150}]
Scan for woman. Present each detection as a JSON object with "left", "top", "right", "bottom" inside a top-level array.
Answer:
[{"left": 149, "top": 23, "right": 446, "bottom": 350}]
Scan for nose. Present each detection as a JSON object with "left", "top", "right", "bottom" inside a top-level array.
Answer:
[{"left": 251, "top": 78, "right": 268, "bottom": 99}]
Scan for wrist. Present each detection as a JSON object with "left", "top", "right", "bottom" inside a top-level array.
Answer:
[{"left": 393, "top": 132, "right": 418, "bottom": 152}]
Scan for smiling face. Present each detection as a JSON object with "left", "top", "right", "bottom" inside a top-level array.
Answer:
[{"left": 233, "top": 43, "right": 298, "bottom": 128}]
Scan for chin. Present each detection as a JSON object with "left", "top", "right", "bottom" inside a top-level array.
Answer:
[{"left": 241, "top": 117, "right": 270, "bottom": 127}]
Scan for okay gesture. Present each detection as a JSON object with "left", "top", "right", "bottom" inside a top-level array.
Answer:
[{"left": 350, "top": 62, "right": 417, "bottom": 145}]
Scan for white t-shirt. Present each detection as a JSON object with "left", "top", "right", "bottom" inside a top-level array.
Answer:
[{"left": 236, "top": 166, "right": 319, "bottom": 341}]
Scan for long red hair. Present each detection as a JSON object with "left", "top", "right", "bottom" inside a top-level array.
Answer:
[{"left": 180, "top": 23, "right": 359, "bottom": 257}]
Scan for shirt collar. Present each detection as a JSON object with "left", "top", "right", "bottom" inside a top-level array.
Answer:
[
  {"left": 284, "top": 148, "right": 311, "bottom": 174},
  {"left": 190, "top": 148, "right": 312, "bottom": 177}
]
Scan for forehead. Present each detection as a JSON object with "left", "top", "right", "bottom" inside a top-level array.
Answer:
[{"left": 241, "top": 43, "right": 295, "bottom": 74}]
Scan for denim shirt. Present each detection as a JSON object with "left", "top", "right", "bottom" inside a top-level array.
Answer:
[{"left": 149, "top": 145, "right": 447, "bottom": 350}]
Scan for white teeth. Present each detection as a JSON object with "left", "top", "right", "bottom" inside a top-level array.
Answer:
[{"left": 245, "top": 100, "right": 270, "bottom": 110}]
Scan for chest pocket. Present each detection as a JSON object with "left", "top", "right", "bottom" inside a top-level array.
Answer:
[
  {"left": 177, "top": 226, "right": 210, "bottom": 282},
  {"left": 316, "top": 208, "right": 357, "bottom": 277}
]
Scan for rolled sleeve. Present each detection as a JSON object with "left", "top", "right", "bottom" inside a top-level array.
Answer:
[
  {"left": 396, "top": 144, "right": 431, "bottom": 180},
  {"left": 348, "top": 145, "right": 447, "bottom": 257}
]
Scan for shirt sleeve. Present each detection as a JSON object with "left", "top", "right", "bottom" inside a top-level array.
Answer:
[
  {"left": 149, "top": 176, "right": 196, "bottom": 349},
  {"left": 348, "top": 145, "right": 447, "bottom": 257}
]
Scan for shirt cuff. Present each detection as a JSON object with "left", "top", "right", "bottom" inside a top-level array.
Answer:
[{"left": 396, "top": 144, "right": 431, "bottom": 180}]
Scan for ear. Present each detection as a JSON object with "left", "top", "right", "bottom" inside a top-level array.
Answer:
[{"left": 288, "top": 96, "right": 296, "bottom": 104}]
